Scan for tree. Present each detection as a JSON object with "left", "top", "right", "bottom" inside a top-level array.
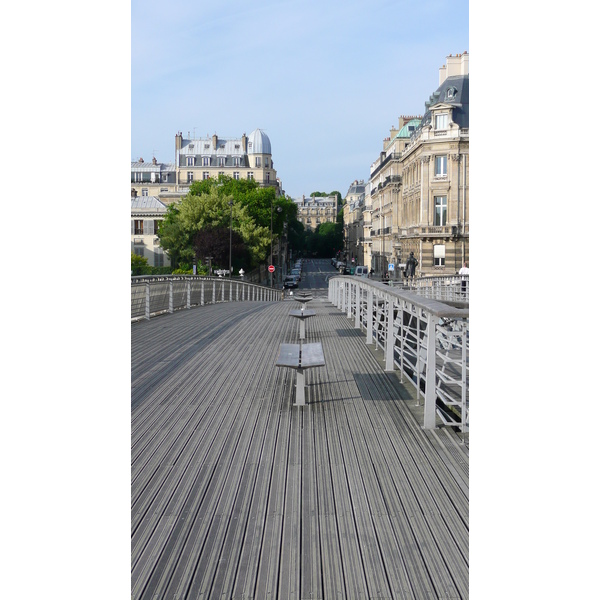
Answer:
[
  {"left": 157, "top": 182, "right": 271, "bottom": 269},
  {"left": 131, "top": 252, "right": 149, "bottom": 275}
]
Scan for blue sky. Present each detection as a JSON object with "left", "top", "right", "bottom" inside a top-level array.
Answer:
[{"left": 132, "top": 0, "right": 469, "bottom": 198}]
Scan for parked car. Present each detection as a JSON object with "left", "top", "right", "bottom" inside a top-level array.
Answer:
[
  {"left": 354, "top": 266, "right": 369, "bottom": 277},
  {"left": 283, "top": 275, "right": 298, "bottom": 289},
  {"left": 291, "top": 268, "right": 301, "bottom": 281}
]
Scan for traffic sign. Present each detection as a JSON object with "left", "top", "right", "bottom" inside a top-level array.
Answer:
[
  {"left": 388, "top": 263, "right": 395, "bottom": 271},
  {"left": 268, "top": 265, "right": 275, "bottom": 273}
]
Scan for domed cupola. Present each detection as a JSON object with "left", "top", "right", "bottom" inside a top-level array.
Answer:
[{"left": 247, "top": 128, "right": 271, "bottom": 155}]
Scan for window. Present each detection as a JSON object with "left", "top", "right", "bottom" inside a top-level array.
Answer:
[
  {"left": 255, "top": 157, "right": 261, "bottom": 167},
  {"left": 154, "top": 220, "right": 161, "bottom": 235},
  {"left": 141, "top": 188, "right": 149, "bottom": 196},
  {"left": 203, "top": 157, "right": 209, "bottom": 166},
  {"left": 247, "top": 172, "right": 254, "bottom": 180},
  {"left": 435, "top": 114, "right": 448, "bottom": 130},
  {"left": 218, "top": 171, "right": 224, "bottom": 177},
  {"left": 434, "top": 244, "right": 446, "bottom": 266},
  {"left": 134, "top": 247, "right": 144, "bottom": 257},
  {"left": 218, "top": 157, "right": 225, "bottom": 167},
  {"left": 434, "top": 196, "right": 447, "bottom": 226},
  {"left": 160, "top": 188, "right": 168, "bottom": 192},
  {"left": 154, "top": 250, "right": 164, "bottom": 267},
  {"left": 233, "top": 157, "right": 240, "bottom": 166},
  {"left": 203, "top": 172, "right": 210, "bottom": 180},
  {"left": 266, "top": 173, "right": 270, "bottom": 183},
  {"left": 187, "top": 156, "right": 194, "bottom": 166},
  {"left": 187, "top": 171, "right": 194, "bottom": 183},
  {"left": 134, "top": 220, "right": 144, "bottom": 235},
  {"left": 435, "top": 156, "right": 447, "bottom": 177},
  {"left": 264, "top": 158, "right": 269, "bottom": 167},
  {"left": 233, "top": 172, "right": 240, "bottom": 180}
]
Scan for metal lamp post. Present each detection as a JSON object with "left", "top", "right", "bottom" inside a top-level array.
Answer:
[
  {"left": 228, "top": 200, "right": 233, "bottom": 279},
  {"left": 270, "top": 201, "right": 282, "bottom": 287}
]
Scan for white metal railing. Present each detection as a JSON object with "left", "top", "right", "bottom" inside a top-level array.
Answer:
[
  {"left": 410, "top": 274, "right": 469, "bottom": 304},
  {"left": 131, "top": 275, "right": 281, "bottom": 321},
  {"left": 329, "top": 276, "right": 469, "bottom": 435}
]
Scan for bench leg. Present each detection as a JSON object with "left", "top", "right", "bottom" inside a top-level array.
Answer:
[{"left": 294, "top": 367, "right": 306, "bottom": 406}]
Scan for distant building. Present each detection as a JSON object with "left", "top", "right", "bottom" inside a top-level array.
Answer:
[
  {"left": 131, "top": 196, "right": 171, "bottom": 268},
  {"left": 293, "top": 194, "right": 338, "bottom": 231},
  {"left": 365, "top": 51, "right": 469, "bottom": 277},
  {"left": 174, "top": 128, "right": 280, "bottom": 194},
  {"left": 343, "top": 180, "right": 366, "bottom": 266},
  {"left": 131, "top": 157, "right": 177, "bottom": 199}
]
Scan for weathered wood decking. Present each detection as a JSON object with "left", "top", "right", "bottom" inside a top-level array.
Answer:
[{"left": 131, "top": 295, "right": 469, "bottom": 599}]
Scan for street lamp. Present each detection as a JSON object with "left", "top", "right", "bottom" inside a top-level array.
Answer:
[
  {"left": 228, "top": 200, "right": 233, "bottom": 279},
  {"left": 271, "top": 201, "right": 283, "bottom": 287}
]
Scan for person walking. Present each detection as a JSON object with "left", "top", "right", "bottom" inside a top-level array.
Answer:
[{"left": 459, "top": 262, "right": 469, "bottom": 297}]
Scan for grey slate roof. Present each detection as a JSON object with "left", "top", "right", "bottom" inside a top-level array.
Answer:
[
  {"left": 131, "top": 196, "right": 167, "bottom": 212},
  {"left": 420, "top": 74, "right": 469, "bottom": 130}
]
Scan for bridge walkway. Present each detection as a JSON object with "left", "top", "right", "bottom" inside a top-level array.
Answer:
[{"left": 131, "top": 295, "right": 469, "bottom": 599}]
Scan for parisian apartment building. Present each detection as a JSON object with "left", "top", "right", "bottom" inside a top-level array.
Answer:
[
  {"left": 353, "top": 51, "right": 469, "bottom": 277},
  {"left": 132, "top": 128, "right": 281, "bottom": 203},
  {"left": 131, "top": 195, "right": 171, "bottom": 268},
  {"left": 293, "top": 194, "right": 338, "bottom": 231}
]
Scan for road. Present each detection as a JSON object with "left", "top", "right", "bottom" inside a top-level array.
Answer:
[{"left": 291, "top": 258, "right": 339, "bottom": 297}]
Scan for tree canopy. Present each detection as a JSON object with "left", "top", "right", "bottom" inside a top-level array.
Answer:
[{"left": 157, "top": 175, "right": 301, "bottom": 271}]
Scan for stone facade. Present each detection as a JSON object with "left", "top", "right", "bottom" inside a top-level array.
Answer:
[
  {"left": 364, "top": 52, "right": 469, "bottom": 278},
  {"left": 293, "top": 195, "right": 338, "bottom": 231},
  {"left": 131, "top": 196, "right": 171, "bottom": 268},
  {"left": 174, "top": 128, "right": 280, "bottom": 194}
]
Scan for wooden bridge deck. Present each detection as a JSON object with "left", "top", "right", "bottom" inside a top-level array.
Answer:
[{"left": 131, "top": 295, "right": 469, "bottom": 599}]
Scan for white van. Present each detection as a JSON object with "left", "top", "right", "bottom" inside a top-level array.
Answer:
[{"left": 354, "top": 265, "right": 369, "bottom": 277}]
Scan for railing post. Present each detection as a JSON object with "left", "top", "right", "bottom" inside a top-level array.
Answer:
[
  {"left": 213, "top": 280, "right": 216, "bottom": 304},
  {"left": 187, "top": 279, "right": 191, "bottom": 309},
  {"left": 385, "top": 296, "right": 395, "bottom": 371},
  {"left": 354, "top": 284, "right": 361, "bottom": 329},
  {"left": 347, "top": 281, "right": 352, "bottom": 319},
  {"left": 366, "top": 287, "right": 373, "bottom": 344},
  {"left": 201, "top": 280, "right": 205, "bottom": 306},
  {"left": 168, "top": 280, "right": 174, "bottom": 314},
  {"left": 423, "top": 312, "right": 437, "bottom": 429},
  {"left": 145, "top": 281, "right": 150, "bottom": 320}
]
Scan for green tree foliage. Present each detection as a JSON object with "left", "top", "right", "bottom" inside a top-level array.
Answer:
[
  {"left": 157, "top": 176, "right": 300, "bottom": 270},
  {"left": 131, "top": 252, "right": 149, "bottom": 275}
]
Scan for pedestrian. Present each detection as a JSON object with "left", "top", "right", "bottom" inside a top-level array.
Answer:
[
  {"left": 369, "top": 268, "right": 374, "bottom": 279},
  {"left": 405, "top": 251, "right": 418, "bottom": 281},
  {"left": 383, "top": 271, "right": 390, "bottom": 284},
  {"left": 459, "top": 262, "right": 469, "bottom": 297}
]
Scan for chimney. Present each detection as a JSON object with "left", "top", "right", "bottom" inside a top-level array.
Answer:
[
  {"left": 152, "top": 157, "right": 157, "bottom": 165},
  {"left": 241, "top": 133, "right": 247, "bottom": 153},
  {"left": 439, "top": 64, "right": 447, "bottom": 85},
  {"left": 175, "top": 132, "right": 182, "bottom": 151},
  {"left": 131, "top": 188, "right": 137, "bottom": 197},
  {"left": 139, "top": 157, "right": 144, "bottom": 163},
  {"left": 212, "top": 133, "right": 218, "bottom": 150}
]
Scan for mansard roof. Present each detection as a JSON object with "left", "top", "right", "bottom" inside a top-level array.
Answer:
[{"left": 421, "top": 74, "right": 469, "bottom": 129}]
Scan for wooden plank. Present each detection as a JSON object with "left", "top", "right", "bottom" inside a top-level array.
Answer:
[{"left": 131, "top": 296, "right": 469, "bottom": 600}]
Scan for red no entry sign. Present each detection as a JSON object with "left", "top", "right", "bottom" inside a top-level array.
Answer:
[{"left": 268, "top": 265, "right": 275, "bottom": 273}]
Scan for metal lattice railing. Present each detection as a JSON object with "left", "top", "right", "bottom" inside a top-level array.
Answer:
[
  {"left": 131, "top": 276, "right": 281, "bottom": 321},
  {"left": 329, "top": 276, "right": 469, "bottom": 435}
]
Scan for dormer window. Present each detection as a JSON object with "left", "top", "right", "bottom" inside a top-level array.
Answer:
[
  {"left": 446, "top": 87, "right": 457, "bottom": 100},
  {"left": 435, "top": 114, "right": 448, "bottom": 130}
]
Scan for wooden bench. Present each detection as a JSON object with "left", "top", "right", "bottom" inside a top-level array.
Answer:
[{"left": 275, "top": 342, "right": 325, "bottom": 406}]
